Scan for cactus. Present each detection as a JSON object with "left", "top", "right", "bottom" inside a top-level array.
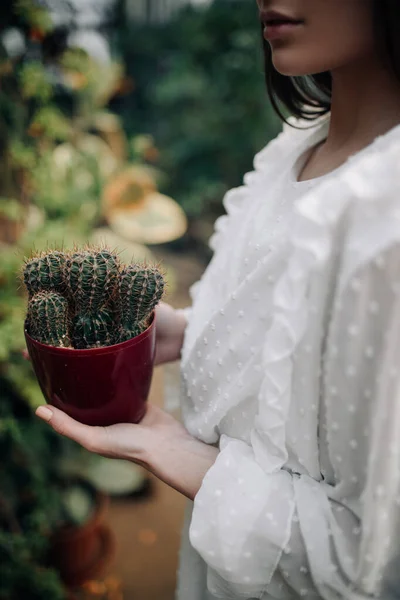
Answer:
[
  {"left": 72, "top": 308, "right": 114, "bottom": 349},
  {"left": 64, "top": 249, "right": 120, "bottom": 313},
  {"left": 27, "top": 291, "right": 70, "bottom": 347},
  {"left": 23, "top": 247, "right": 164, "bottom": 349},
  {"left": 23, "top": 251, "right": 66, "bottom": 296},
  {"left": 117, "top": 265, "right": 164, "bottom": 332},
  {"left": 118, "top": 322, "right": 147, "bottom": 344}
]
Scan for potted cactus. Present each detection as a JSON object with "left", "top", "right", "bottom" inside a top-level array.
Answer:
[{"left": 23, "top": 246, "right": 164, "bottom": 426}]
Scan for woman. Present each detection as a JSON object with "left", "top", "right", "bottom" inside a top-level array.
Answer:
[{"left": 36, "top": 1, "right": 400, "bottom": 598}]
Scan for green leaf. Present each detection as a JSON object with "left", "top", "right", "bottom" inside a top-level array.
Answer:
[{"left": 19, "top": 62, "right": 53, "bottom": 103}]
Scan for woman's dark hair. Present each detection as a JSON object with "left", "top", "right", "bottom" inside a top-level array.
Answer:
[{"left": 263, "top": 0, "right": 400, "bottom": 122}]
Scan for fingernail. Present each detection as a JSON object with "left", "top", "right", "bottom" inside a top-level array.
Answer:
[{"left": 36, "top": 406, "right": 53, "bottom": 422}]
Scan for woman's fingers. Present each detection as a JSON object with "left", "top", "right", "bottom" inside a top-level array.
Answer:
[{"left": 35, "top": 405, "right": 109, "bottom": 454}]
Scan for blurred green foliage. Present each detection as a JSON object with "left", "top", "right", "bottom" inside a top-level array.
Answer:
[
  {"left": 0, "top": 395, "right": 67, "bottom": 600},
  {"left": 19, "top": 61, "right": 54, "bottom": 102},
  {"left": 118, "top": 0, "right": 281, "bottom": 221},
  {"left": 0, "top": 2, "right": 121, "bottom": 597}
]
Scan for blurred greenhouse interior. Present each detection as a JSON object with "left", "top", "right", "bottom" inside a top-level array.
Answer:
[{"left": 0, "top": 0, "right": 280, "bottom": 598}]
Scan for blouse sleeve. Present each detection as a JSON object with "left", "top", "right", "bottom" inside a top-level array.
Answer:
[{"left": 189, "top": 198, "right": 400, "bottom": 599}]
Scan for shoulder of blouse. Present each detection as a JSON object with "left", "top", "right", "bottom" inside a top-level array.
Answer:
[
  {"left": 283, "top": 120, "right": 400, "bottom": 306},
  {"left": 252, "top": 113, "right": 330, "bottom": 175},
  {"left": 208, "top": 114, "right": 330, "bottom": 252}
]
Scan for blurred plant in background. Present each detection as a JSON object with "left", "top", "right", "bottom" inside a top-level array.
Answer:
[{"left": 118, "top": 0, "right": 281, "bottom": 244}]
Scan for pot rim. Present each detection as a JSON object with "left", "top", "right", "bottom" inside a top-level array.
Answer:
[{"left": 25, "top": 312, "right": 155, "bottom": 357}]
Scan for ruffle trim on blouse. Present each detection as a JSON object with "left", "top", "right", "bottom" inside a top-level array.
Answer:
[
  {"left": 208, "top": 117, "right": 325, "bottom": 254},
  {"left": 251, "top": 123, "right": 400, "bottom": 475},
  {"left": 208, "top": 185, "right": 248, "bottom": 252}
]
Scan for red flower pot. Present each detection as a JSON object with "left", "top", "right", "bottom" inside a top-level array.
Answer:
[{"left": 25, "top": 316, "right": 156, "bottom": 426}]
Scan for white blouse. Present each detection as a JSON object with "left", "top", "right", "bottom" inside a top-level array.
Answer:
[{"left": 176, "top": 115, "right": 400, "bottom": 600}]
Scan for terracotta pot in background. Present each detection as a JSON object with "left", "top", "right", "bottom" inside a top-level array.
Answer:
[
  {"left": 25, "top": 316, "right": 156, "bottom": 426},
  {"left": 50, "top": 487, "right": 115, "bottom": 587}
]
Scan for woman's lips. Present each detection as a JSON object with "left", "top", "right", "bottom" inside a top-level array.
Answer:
[{"left": 263, "top": 20, "right": 303, "bottom": 41}]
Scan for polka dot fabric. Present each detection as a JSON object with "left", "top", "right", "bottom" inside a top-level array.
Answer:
[{"left": 176, "top": 117, "right": 400, "bottom": 600}]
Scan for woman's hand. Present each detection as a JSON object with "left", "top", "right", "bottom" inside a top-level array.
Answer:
[
  {"left": 154, "top": 302, "right": 188, "bottom": 366},
  {"left": 36, "top": 403, "right": 218, "bottom": 501}
]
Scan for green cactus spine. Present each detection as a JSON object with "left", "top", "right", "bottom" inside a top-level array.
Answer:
[
  {"left": 118, "top": 322, "right": 147, "bottom": 344},
  {"left": 64, "top": 249, "right": 120, "bottom": 313},
  {"left": 27, "top": 291, "right": 70, "bottom": 347},
  {"left": 72, "top": 308, "right": 114, "bottom": 349},
  {"left": 117, "top": 265, "right": 164, "bottom": 341},
  {"left": 23, "top": 251, "right": 66, "bottom": 296}
]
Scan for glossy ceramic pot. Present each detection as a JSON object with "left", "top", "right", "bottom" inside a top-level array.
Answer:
[{"left": 25, "top": 316, "right": 156, "bottom": 426}]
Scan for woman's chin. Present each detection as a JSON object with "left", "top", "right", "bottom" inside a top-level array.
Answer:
[{"left": 271, "top": 53, "right": 323, "bottom": 77}]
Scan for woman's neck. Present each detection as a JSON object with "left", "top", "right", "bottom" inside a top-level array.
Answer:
[
  {"left": 298, "top": 54, "right": 400, "bottom": 182},
  {"left": 327, "top": 54, "right": 400, "bottom": 152}
]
